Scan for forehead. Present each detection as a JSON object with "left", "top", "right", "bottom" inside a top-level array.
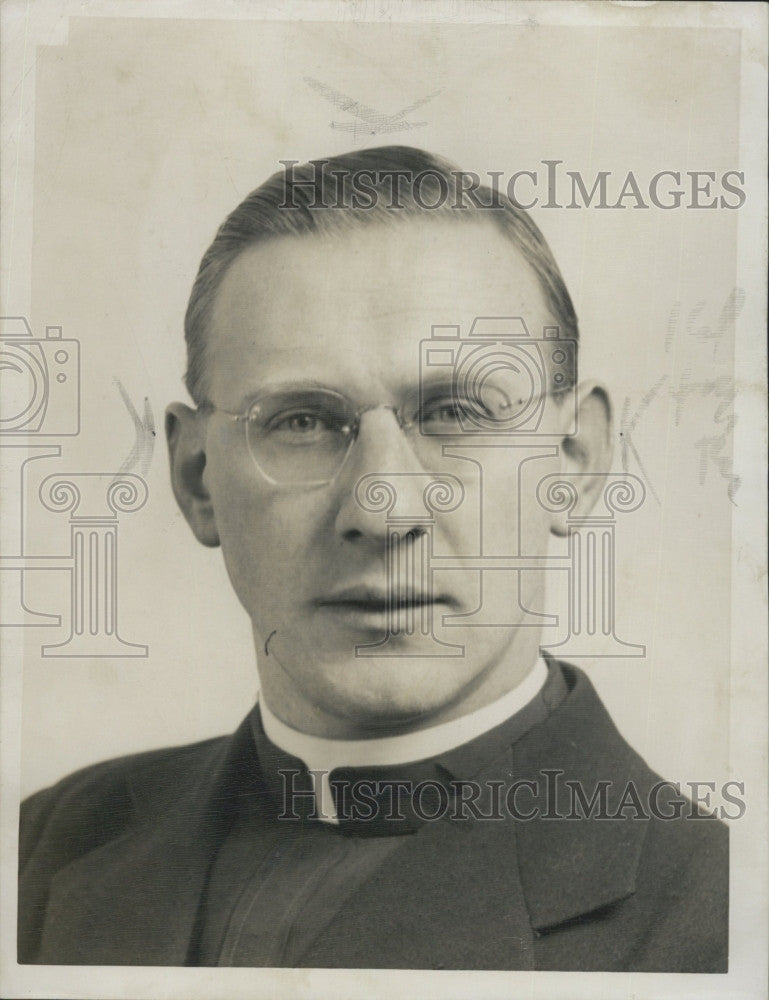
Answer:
[{"left": 206, "top": 219, "right": 554, "bottom": 405}]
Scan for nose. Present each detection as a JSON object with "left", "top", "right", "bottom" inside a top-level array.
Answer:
[{"left": 333, "top": 407, "right": 431, "bottom": 546}]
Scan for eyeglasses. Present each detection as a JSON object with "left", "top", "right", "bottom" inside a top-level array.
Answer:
[{"left": 201, "top": 381, "right": 572, "bottom": 487}]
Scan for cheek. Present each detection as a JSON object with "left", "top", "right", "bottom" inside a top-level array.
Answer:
[
  {"left": 213, "top": 496, "right": 269, "bottom": 615},
  {"left": 207, "top": 465, "right": 330, "bottom": 616},
  {"left": 204, "top": 453, "right": 274, "bottom": 597}
]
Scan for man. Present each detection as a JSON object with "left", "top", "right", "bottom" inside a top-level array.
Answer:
[{"left": 18, "top": 147, "right": 728, "bottom": 970}]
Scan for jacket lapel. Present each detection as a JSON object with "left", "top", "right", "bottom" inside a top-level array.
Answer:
[{"left": 511, "top": 665, "right": 651, "bottom": 933}]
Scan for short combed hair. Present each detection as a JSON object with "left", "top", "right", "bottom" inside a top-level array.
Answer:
[{"left": 184, "top": 146, "right": 578, "bottom": 404}]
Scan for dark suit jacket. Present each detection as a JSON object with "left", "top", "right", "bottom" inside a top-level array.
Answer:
[{"left": 18, "top": 664, "right": 728, "bottom": 970}]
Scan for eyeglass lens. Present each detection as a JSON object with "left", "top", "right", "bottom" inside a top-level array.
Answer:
[{"left": 244, "top": 373, "right": 544, "bottom": 484}]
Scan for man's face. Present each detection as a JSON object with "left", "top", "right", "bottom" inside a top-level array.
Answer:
[{"left": 196, "top": 220, "right": 571, "bottom": 735}]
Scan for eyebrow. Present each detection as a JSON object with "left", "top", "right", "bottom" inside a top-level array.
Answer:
[
  {"left": 230, "top": 371, "right": 502, "bottom": 415},
  {"left": 232, "top": 378, "right": 333, "bottom": 411}
]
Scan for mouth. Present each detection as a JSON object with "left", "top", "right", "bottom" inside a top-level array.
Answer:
[{"left": 315, "top": 586, "right": 457, "bottom": 631}]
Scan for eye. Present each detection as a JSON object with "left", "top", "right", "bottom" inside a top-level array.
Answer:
[
  {"left": 264, "top": 408, "right": 341, "bottom": 441},
  {"left": 275, "top": 412, "right": 326, "bottom": 434},
  {"left": 421, "top": 396, "right": 464, "bottom": 425},
  {"left": 418, "top": 384, "right": 519, "bottom": 434}
]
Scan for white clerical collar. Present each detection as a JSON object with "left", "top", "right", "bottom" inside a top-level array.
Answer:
[{"left": 260, "top": 656, "right": 548, "bottom": 824}]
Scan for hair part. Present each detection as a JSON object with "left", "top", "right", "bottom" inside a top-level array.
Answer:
[{"left": 184, "top": 146, "right": 579, "bottom": 404}]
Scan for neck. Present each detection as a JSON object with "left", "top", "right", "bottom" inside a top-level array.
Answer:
[
  {"left": 256, "top": 629, "right": 544, "bottom": 738},
  {"left": 260, "top": 656, "right": 549, "bottom": 757}
]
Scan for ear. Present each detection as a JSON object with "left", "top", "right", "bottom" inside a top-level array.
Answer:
[
  {"left": 550, "top": 382, "right": 613, "bottom": 537},
  {"left": 165, "top": 402, "right": 220, "bottom": 547}
]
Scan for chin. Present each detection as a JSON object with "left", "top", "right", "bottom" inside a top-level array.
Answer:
[{"left": 314, "top": 658, "right": 476, "bottom": 734}]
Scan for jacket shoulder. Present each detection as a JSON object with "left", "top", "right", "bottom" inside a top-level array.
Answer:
[
  {"left": 20, "top": 735, "right": 229, "bottom": 872},
  {"left": 18, "top": 734, "right": 236, "bottom": 963}
]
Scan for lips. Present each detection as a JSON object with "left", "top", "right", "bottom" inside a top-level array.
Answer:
[
  {"left": 315, "top": 585, "right": 457, "bottom": 632},
  {"left": 319, "top": 586, "right": 440, "bottom": 607}
]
